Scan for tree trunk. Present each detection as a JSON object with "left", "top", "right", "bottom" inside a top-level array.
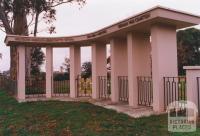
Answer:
[{"left": 11, "top": 0, "right": 31, "bottom": 80}]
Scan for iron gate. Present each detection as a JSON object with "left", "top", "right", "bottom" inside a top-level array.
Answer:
[
  {"left": 137, "top": 76, "right": 153, "bottom": 106},
  {"left": 25, "top": 77, "right": 46, "bottom": 98},
  {"left": 76, "top": 75, "right": 92, "bottom": 97},
  {"left": 53, "top": 80, "right": 70, "bottom": 97}
]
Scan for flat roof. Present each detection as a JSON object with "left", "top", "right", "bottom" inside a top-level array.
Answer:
[{"left": 5, "top": 6, "right": 200, "bottom": 47}]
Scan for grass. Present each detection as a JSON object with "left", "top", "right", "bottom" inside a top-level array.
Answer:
[{"left": 0, "top": 90, "right": 200, "bottom": 136}]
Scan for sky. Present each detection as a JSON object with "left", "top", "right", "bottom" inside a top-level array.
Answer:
[{"left": 0, "top": 0, "right": 200, "bottom": 72}]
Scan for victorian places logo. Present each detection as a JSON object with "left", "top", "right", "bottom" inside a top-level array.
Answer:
[{"left": 167, "top": 101, "right": 198, "bottom": 132}]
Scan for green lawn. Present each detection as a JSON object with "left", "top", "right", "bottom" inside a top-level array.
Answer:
[{"left": 0, "top": 90, "right": 199, "bottom": 136}]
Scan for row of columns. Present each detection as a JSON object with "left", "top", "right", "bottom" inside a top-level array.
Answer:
[{"left": 16, "top": 23, "right": 178, "bottom": 113}]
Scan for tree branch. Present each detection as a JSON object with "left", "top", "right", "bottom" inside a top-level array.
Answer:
[
  {"left": 0, "top": 27, "right": 6, "bottom": 32},
  {"left": 50, "top": 0, "right": 73, "bottom": 7},
  {"left": 0, "top": 0, "right": 13, "bottom": 34}
]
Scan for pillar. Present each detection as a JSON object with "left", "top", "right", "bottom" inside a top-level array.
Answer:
[
  {"left": 151, "top": 24, "right": 178, "bottom": 112},
  {"left": 184, "top": 66, "right": 200, "bottom": 110},
  {"left": 110, "top": 38, "right": 128, "bottom": 103},
  {"left": 70, "top": 46, "right": 81, "bottom": 98},
  {"left": 17, "top": 45, "right": 26, "bottom": 101},
  {"left": 127, "top": 33, "right": 151, "bottom": 107},
  {"left": 92, "top": 43, "right": 107, "bottom": 99},
  {"left": 46, "top": 47, "right": 53, "bottom": 98}
]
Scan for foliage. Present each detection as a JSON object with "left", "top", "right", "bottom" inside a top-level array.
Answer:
[
  {"left": 0, "top": 0, "right": 86, "bottom": 34},
  {"left": 177, "top": 28, "right": 200, "bottom": 75},
  {"left": 62, "top": 57, "right": 70, "bottom": 73},
  {"left": 30, "top": 47, "right": 45, "bottom": 75},
  {"left": 0, "top": 0, "right": 86, "bottom": 78},
  {"left": 81, "top": 61, "right": 91, "bottom": 78},
  {"left": 53, "top": 72, "right": 69, "bottom": 81}
]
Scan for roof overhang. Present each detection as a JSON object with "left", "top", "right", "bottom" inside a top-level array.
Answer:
[{"left": 5, "top": 6, "right": 200, "bottom": 47}]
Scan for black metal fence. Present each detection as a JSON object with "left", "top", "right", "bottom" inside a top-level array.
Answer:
[
  {"left": 98, "top": 76, "right": 111, "bottom": 99},
  {"left": 76, "top": 76, "right": 92, "bottom": 97},
  {"left": 118, "top": 76, "right": 129, "bottom": 102},
  {"left": 53, "top": 80, "right": 70, "bottom": 97},
  {"left": 25, "top": 78, "right": 46, "bottom": 98},
  {"left": 0, "top": 75, "right": 17, "bottom": 96},
  {"left": 164, "top": 76, "right": 186, "bottom": 110},
  {"left": 137, "top": 76, "right": 153, "bottom": 106}
]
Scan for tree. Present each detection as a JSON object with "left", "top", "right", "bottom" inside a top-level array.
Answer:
[
  {"left": 30, "top": 47, "right": 45, "bottom": 75},
  {"left": 0, "top": 0, "right": 86, "bottom": 79},
  {"left": 62, "top": 57, "right": 70, "bottom": 73},
  {"left": 81, "top": 61, "right": 91, "bottom": 78},
  {"left": 0, "top": 53, "right": 2, "bottom": 59},
  {"left": 177, "top": 28, "right": 200, "bottom": 75}
]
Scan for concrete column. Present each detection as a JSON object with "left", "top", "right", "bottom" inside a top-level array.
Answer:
[
  {"left": 70, "top": 46, "right": 81, "bottom": 98},
  {"left": 127, "top": 33, "right": 151, "bottom": 107},
  {"left": 110, "top": 38, "right": 128, "bottom": 103},
  {"left": 46, "top": 47, "right": 53, "bottom": 98},
  {"left": 151, "top": 24, "right": 178, "bottom": 112},
  {"left": 17, "top": 45, "right": 26, "bottom": 101},
  {"left": 92, "top": 43, "right": 107, "bottom": 99},
  {"left": 184, "top": 66, "right": 200, "bottom": 109}
]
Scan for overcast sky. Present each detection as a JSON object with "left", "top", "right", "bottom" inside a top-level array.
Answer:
[{"left": 0, "top": 0, "right": 200, "bottom": 72}]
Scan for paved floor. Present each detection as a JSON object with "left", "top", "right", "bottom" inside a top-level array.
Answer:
[
  {"left": 91, "top": 100, "right": 155, "bottom": 118},
  {"left": 24, "top": 97, "right": 156, "bottom": 118}
]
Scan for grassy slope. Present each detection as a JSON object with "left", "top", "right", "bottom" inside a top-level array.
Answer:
[{"left": 0, "top": 90, "right": 199, "bottom": 136}]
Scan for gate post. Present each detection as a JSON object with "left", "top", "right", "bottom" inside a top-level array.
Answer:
[
  {"left": 92, "top": 43, "right": 107, "bottom": 99},
  {"left": 127, "top": 32, "right": 151, "bottom": 107},
  {"left": 151, "top": 24, "right": 178, "bottom": 112},
  {"left": 110, "top": 38, "right": 128, "bottom": 103},
  {"left": 46, "top": 47, "right": 53, "bottom": 98},
  {"left": 70, "top": 46, "right": 81, "bottom": 98},
  {"left": 184, "top": 66, "right": 200, "bottom": 111},
  {"left": 17, "top": 45, "right": 26, "bottom": 102}
]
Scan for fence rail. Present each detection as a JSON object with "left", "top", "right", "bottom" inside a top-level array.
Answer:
[
  {"left": 164, "top": 76, "right": 186, "bottom": 110},
  {"left": 137, "top": 76, "right": 153, "bottom": 106},
  {"left": 118, "top": 76, "right": 129, "bottom": 102},
  {"left": 0, "top": 75, "right": 17, "bottom": 96},
  {"left": 98, "top": 76, "right": 111, "bottom": 99},
  {"left": 25, "top": 78, "right": 46, "bottom": 98},
  {"left": 53, "top": 80, "right": 70, "bottom": 97}
]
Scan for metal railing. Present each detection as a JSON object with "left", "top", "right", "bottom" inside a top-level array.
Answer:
[
  {"left": 0, "top": 75, "right": 17, "bottom": 96},
  {"left": 98, "top": 76, "right": 111, "bottom": 99},
  {"left": 164, "top": 76, "right": 186, "bottom": 110},
  {"left": 137, "top": 76, "right": 153, "bottom": 106},
  {"left": 118, "top": 76, "right": 129, "bottom": 102},
  {"left": 53, "top": 80, "right": 70, "bottom": 97},
  {"left": 25, "top": 78, "right": 46, "bottom": 98}
]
